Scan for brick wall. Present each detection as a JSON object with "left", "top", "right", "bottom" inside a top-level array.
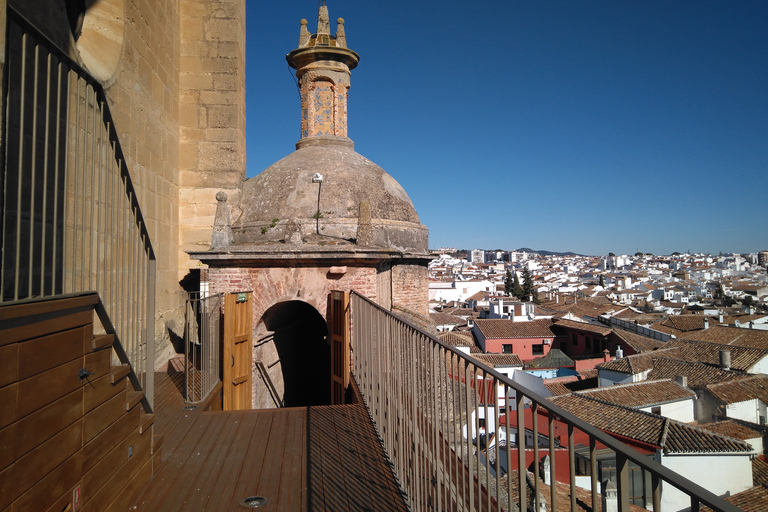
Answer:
[{"left": 391, "top": 262, "right": 429, "bottom": 316}]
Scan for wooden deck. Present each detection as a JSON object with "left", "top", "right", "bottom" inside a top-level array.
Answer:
[{"left": 132, "top": 369, "right": 408, "bottom": 511}]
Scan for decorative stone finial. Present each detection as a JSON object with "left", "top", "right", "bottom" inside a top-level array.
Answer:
[
  {"left": 211, "top": 191, "right": 234, "bottom": 249},
  {"left": 284, "top": 218, "right": 303, "bottom": 245},
  {"left": 317, "top": 4, "right": 330, "bottom": 37},
  {"left": 298, "top": 19, "right": 310, "bottom": 47},
  {"left": 336, "top": 18, "right": 347, "bottom": 48},
  {"left": 356, "top": 201, "right": 373, "bottom": 246}
]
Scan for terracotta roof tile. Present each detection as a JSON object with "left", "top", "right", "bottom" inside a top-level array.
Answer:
[
  {"left": 573, "top": 379, "right": 695, "bottom": 408},
  {"left": 552, "top": 318, "right": 612, "bottom": 336},
  {"left": 703, "top": 374, "right": 768, "bottom": 405},
  {"left": 549, "top": 394, "right": 752, "bottom": 454},
  {"left": 753, "top": 456, "right": 768, "bottom": 487},
  {"left": 666, "top": 338, "right": 768, "bottom": 372},
  {"left": 701, "top": 485, "right": 768, "bottom": 512},
  {"left": 472, "top": 353, "right": 524, "bottom": 367},
  {"left": 474, "top": 318, "right": 562, "bottom": 339},
  {"left": 438, "top": 331, "right": 476, "bottom": 348},
  {"left": 612, "top": 329, "right": 666, "bottom": 352},
  {"left": 646, "top": 359, "right": 738, "bottom": 389},
  {"left": 696, "top": 420, "right": 765, "bottom": 442},
  {"left": 681, "top": 326, "right": 768, "bottom": 350}
]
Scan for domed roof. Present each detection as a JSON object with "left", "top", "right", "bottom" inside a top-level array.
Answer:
[{"left": 237, "top": 141, "right": 420, "bottom": 226}]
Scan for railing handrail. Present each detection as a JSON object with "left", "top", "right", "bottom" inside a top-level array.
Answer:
[
  {"left": 3, "top": 7, "right": 156, "bottom": 411},
  {"left": 6, "top": 7, "right": 156, "bottom": 263},
  {"left": 350, "top": 291, "right": 744, "bottom": 512}
]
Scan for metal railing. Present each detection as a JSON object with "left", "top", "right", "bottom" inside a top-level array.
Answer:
[
  {"left": 1, "top": 9, "right": 156, "bottom": 408},
  {"left": 184, "top": 292, "right": 223, "bottom": 404},
  {"left": 350, "top": 292, "right": 742, "bottom": 512}
]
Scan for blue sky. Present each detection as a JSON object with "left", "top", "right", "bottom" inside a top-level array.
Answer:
[{"left": 246, "top": 1, "right": 768, "bottom": 256}]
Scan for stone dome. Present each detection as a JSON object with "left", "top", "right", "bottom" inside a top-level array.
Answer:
[{"left": 233, "top": 139, "right": 428, "bottom": 253}]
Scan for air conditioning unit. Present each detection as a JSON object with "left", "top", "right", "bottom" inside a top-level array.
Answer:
[{"left": 543, "top": 339, "right": 551, "bottom": 345}]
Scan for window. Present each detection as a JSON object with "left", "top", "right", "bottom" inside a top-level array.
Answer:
[
  {"left": 502, "top": 344, "right": 513, "bottom": 354},
  {"left": 532, "top": 344, "right": 544, "bottom": 355},
  {"left": 651, "top": 406, "right": 661, "bottom": 416}
]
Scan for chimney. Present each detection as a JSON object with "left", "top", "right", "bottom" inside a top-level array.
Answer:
[
  {"left": 718, "top": 312, "right": 724, "bottom": 323},
  {"left": 615, "top": 347, "right": 624, "bottom": 359},
  {"left": 675, "top": 375, "right": 688, "bottom": 387},
  {"left": 602, "top": 480, "right": 618, "bottom": 512},
  {"left": 719, "top": 349, "right": 731, "bottom": 371},
  {"left": 541, "top": 455, "right": 551, "bottom": 486},
  {"left": 603, "top": 349, "right": 610, "bottom": 362},
  {"left": 703, "top": 318, "right": 709, "bottom": 330}
]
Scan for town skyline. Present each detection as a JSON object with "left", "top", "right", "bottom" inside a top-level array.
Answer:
[{"left": 247, "top": 2, "right": 767, "bottom": 257}]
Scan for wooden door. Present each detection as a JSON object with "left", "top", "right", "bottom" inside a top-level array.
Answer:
[
  {"left": 329, "top": 290, "right": 350, "bottom": 405},
  {"left": 223, "top": 291, "right": 253, "bottom": 410}
]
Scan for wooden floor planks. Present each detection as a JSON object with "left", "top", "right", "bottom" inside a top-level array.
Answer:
[{"left": 132, "top": 372, "right": 407, "bottom": 511}]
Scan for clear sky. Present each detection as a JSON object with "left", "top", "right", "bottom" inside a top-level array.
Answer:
[{"left": 246, "top": 1, "right": 768, "bottom": 257}]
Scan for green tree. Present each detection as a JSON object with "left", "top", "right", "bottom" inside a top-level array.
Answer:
[
  {"left": 512, "top": 272, "right": 523, "bottom": 299},
  {"left": 743, "top": 295, "right": 754, "bottom": 306},
  {"left": 521, "top": 268, "right": 533, "bottom": 300},
  {"left": 504, "top": 269, "right": 514, "bottom": 295},
  {"left": 599, "top": 275, "right": 605, "bottom": 287},
  {"left": 608, "top": 252, "right": 616, "bottom": 257}
]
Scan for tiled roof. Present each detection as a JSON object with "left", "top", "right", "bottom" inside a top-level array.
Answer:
[
  {"left": 701, "top": 485, "right": 768, "bottom": 512},
  {"left": 646, "top": 358, "right": 738, "bottom": 389},
  {"left": 696, "top": 420, "right": 765, "bottom": 442},
  {"left": 552, "top": 318, "right": 612, "bottom": 336},
  {"left": 429, "top": 312, "right": 464, "bottom": 325},
  {"left": 665, "top": 338, "right": 768, "bottom": 372},
  {"left": 753, "top": 456, "right": 768, "bottom": 487},
  {"left": 474, "top": 318, "right": 561, "bottom": 339},
  {"left": 527, "top": 349, "right": 574, "bottom": 368},
  {"left": 612, "top": 329, "right": 665, "bottom": 353},
  {"left": 703, "top": 374, "right": 768, "bottom": 405},
  {"left": 499, "top": 470, "right": 648, "bottom": 512},
  {"left": 472, "top": 353, "right": 524, "bottom": 367},
  {"left": 652, "top": 315, "right": 718, "bottom": 335},
  {"left": 681, "top": 326, "right": 768, "bottom": 350},
  {"left": 549, "top": 394, "right": 753, "bottom": 454},
  {"left": 544, "top": 381, "right": 572, "bottom": 396},
  {"left": 573, "top": 379, "right": 695, "bottom": 408},
  {"left": 596, "top": 347, "right": 680, "bottom": 374},
  {"left": 438, "top": 331, "right": 475, "bottom": 348}
]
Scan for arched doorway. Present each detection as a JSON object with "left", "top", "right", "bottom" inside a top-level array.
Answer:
[{"left": 261, "top": 301, "right": 330, "bottom": 407}]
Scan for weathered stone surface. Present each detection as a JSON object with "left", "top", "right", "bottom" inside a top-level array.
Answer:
[{"left": 211, "top": 191, "right": 234, "bottom": 249}]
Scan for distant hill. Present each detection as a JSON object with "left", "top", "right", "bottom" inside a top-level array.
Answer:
[{"left": 516, "top": 248, "right": 590, "bottom": 257}]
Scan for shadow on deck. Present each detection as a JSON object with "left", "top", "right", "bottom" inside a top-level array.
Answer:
[{"left": 132, "top": 365, "right": 408, "bottom": 511}]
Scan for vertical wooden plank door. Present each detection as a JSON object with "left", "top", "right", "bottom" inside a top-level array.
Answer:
[
  {"left": 223, "top": 291, "right": 253, "bottom": 410},
  {"left": 329, "top": 290, "right": 350, "bottom": 405}
]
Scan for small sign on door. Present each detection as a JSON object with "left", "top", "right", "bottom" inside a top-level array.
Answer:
[{"left": 73, "top": 485, "right": 82, "bottom": 511}]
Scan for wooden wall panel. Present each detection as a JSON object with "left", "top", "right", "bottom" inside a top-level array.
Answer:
[
  {"left": 0, "top": 345, "right": 18, "bottom": 387},
  {"left": 0, "top": 384, "right": 17, "bottom": 429},
  {"left": 15, "top": 389, "right": 83, "bottom": 458},
  {"left": 83, "top": 406, "right": 141, "bottom": 472},
  {"left": 12, "top": 420, "right": 83, "bottom": 500},
  {"left": 83, "top": 391, "right": 129, "bottom": 443},
  {"left": 16, "top": 359, "right": 82, "bottom": 418},
  {"left": 17, "top": 326, "right": 87, "bottom": 379},
  {"left": 1, "top": 294, "right": 159, "bottom": 512}
]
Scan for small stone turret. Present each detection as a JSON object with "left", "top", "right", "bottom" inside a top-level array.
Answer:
[{"left": 287, "top": 2, "right": 360, "bottom": 146}]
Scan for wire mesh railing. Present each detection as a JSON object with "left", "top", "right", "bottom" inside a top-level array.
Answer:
[
  {"left": 1, "top": 8, "right": 156, "bottom": 408},
  {"left": 184, "top": 292, "right": 223, "bottom": 404},
  {"left": 350, "top": 291, "right": 744, "bottom": 512}
]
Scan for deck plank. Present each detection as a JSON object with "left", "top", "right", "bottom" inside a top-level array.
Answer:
[
  {"left": 132, "top": 375, "right": 407, "bottom": 511},
  {"left": 200, "top": 412, "right": 260, "bottom": 512}
]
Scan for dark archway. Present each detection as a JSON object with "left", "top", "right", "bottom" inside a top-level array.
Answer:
[{"left": 262, "top": 301, "right": 330, "bottom": 407}]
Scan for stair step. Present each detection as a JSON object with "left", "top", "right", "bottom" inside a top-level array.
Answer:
[
  {"left": 92, "top": 333, "right": 114, "bottom": 350},
  {"left": 110, "top": 364, "right": 130, "bottom": 384},
  {"left": 126, "top": 390, "right": 144, "bottom": 411},
  {"left": 140, "top": 412, "right": 155, "bottom": 434}
]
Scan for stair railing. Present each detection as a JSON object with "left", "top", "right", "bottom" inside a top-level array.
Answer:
[{"left": 1, "top": 8, "right": 156, "bottom": 409}]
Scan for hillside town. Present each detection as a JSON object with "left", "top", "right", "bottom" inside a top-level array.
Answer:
[{"left": 428, "top": 248, "right": 768, "bottom": 510}]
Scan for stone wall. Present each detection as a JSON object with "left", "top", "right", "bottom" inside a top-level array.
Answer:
[
  {"left": 3, "top": 0, "right": 247, "bottom": 366},
  {"left": 178, "top": 0, "right": 246, "bottom": 277}
]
